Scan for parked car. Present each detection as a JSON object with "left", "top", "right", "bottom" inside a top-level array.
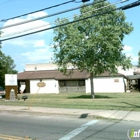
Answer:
[{"left": 0, "top": 86, "right": 5, "bottom": 98}]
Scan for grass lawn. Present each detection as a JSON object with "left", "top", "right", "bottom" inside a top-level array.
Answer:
[{"left": 0, "top": 92, "right": 140, "bottom": 111}]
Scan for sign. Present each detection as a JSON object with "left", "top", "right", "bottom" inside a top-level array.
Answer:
[
  {"left": 5, "top": 74, "right": 17, "bottom": 86},
  {"left": 37, "top": 82, "right": 46, "bottom": 87}
]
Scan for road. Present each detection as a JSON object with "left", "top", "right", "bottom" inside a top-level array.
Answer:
[{"left": 0, "top": 111, "right": 140, "bottom": 140}]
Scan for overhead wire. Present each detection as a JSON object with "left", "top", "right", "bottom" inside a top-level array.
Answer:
[
  {"left": 0, "top": 0, "right": 13, "bottom": 6},
  {"left": 0, "top": 0, "right": 129, "bottom": 42},
  {"left": 1, "top": 0, "right": 124, "bottom": 38},
  {"left": 0, "top": 0, "right": 106, "bottom": 30},
  {"left": 0, "top": 0, "right": 76, "bottom": 22}
]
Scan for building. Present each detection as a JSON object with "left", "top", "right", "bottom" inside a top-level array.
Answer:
[
  {"left": 125, "top": 68, "right": 140, "bottom": 92},
  {"left": 17, "top": 63, "right": 128, "bottom": 94}
]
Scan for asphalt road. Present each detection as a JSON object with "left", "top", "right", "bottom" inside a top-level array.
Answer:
[{"left": 0, "top": 111, "right": 140, "bottom": 140}]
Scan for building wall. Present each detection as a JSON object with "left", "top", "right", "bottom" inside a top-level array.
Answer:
[
  {"left": 86, "top": 77, "right": 125, "bottom": 93},
  {"left": 28, "top": 77, "right": 125, "bottom": 94},
  {"left": 30, "top": 79, "right": 59, "bottom": 94},
  {"left": 25, "top": 63, "right": 75, "bottom": 71},
  {"left": 85, "top": 78, "right": 91, "bottom": 93},
  {"left": 25, "top": 63, "right": 58, "bottom": 71}
]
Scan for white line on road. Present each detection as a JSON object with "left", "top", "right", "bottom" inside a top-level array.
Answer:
[{"left": 58, "top": 120, "right": 99, "bottom": 140}]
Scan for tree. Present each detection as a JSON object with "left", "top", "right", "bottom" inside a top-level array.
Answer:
[
  {"left": 52, "top": 0, "right": 133, "bottom": 98},
  {"left": 0, "top": 50, "right": 17, "bottom": 88},
  {"left": 138, "top": 51, "right": 140, "bottom": 67},
  {"left": 0, "top": 31, "right": 17, "bottom": 88}
]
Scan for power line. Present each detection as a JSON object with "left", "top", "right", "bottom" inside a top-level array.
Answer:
[
  {"left": 0, "top": 0, "right": 131, "bottom": 42},
  {"left": 121, "top": 0, "right": 140, "bottom": 10},
  {"left": 1, "top": 0, "right": 122, "bottom": 38},
  {"left": 82, "top": 0, "right": 90, "bottom": 2},
  {"left": 0, "top": 0, "right": 105, "bottom": 30},
  {"left": 0, "top": 0, "right": 13, "bottom": 6},
  {"left": 0, "top": 0, "right": 76, "bottom": 22}
]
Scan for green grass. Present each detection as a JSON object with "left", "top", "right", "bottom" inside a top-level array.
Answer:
[{"left": 0, "top": 92, "right": 140, "bottom": 111}]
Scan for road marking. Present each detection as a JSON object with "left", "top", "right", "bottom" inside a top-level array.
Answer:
[
  {"left": 0, "top": 134, "right": 32, "bottom": 140},
  {"left": 59, "top": 120, "right": 99, "bottom": 140}
]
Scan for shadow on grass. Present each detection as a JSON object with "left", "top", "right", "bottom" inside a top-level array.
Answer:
[
  {"left": 68, "top": 95, "right": 113, "bottom": 99},
  {"left": 121, "top": 102, "right": 140, "bottom": 108}
]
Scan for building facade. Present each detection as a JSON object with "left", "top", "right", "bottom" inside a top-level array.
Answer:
[{"left": 17, "top": 63, "right": 127, "bottom": 94}]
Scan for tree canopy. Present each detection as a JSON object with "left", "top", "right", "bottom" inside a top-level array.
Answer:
[{"left": 52, "top": 0, "right": 133, "bottom": 98}]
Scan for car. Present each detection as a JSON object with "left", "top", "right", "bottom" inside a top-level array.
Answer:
[{"left": 0, "top": 86, "right": 5, "bottom": 98}]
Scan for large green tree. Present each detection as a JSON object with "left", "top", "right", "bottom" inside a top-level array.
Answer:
[{"left": 52, "top": 0, "right": 133, "bottom": 98}]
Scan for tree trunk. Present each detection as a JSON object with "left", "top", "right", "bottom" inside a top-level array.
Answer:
[{"left": 90, "top": 73, "right": 95, "bottom": 98}]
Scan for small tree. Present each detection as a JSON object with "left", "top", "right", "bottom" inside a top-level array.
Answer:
[{"left": 52, "top": 0, "right": 133, "bottom": 98}]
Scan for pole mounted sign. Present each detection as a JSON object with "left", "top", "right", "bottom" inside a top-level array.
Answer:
[
  {"left": 5, "top": 74, "right": 18, "bottom": 100},
  {"left": 5, "top": 74, "right": 17, "bottom": 86}
]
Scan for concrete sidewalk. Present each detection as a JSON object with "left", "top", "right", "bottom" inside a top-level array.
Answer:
[{"left": 0, "top": 105, "right": 139, "bottom": 122}]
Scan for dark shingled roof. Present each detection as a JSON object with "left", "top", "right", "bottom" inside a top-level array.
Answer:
[
  {"left": 17, "top": 70, "right": 124, "bottom": 80},
  {"left": 17, "top": 70, "right": 89, "bottom": 80}
]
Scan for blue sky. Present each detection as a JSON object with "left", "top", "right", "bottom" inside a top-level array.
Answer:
[{"left": 0, "top": 0, "right": 139, "bottom": 72}]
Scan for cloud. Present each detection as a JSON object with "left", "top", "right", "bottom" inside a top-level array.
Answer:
[
  {"left": 27, "top": 11, "right": 48, "bottom": 19},
  {"left": 122, "top": 45, "right": 138, "bottom": 65},
  {"left": 1, "top": 11, "right": 53, "bottom": 48},
  {"left": 123, "top": 45, "right": 133, "bottom": 52},
  {"left": 132, "top": 56, "right": 138, "bottom": 62},
  {"left": 21, "top": 47, "right": 53, "bottom": 62},
  {"left": 126, "top": 53, "right": 138, "bottom": 64},
  {"left": 34, "top": 40, "right": 45, "bottom": 47},
  {"left": 1, "top": 11, "right": 54, "bottom": 72},
  {"left": 1, "top": 11, "right": 51, "bottom": 38},
  {"left": 3, "top": 39, "right": 46, "bottom": 47}
]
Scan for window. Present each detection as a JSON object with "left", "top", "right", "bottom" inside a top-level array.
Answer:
[
  {"left": 59, "top": 80, "right": 85, "bottom": 87},
  {"left": 79, "top": 80, "right": 85, "bottom": 86}
]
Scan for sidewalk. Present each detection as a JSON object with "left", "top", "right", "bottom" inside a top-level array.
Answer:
[{"left": 0, "top": 105, "right": 139, "bottom": 122}]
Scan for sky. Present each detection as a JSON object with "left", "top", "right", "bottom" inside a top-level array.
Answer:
[{"left": 0, "top": 0, "right": 139, "bottom": 72}]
